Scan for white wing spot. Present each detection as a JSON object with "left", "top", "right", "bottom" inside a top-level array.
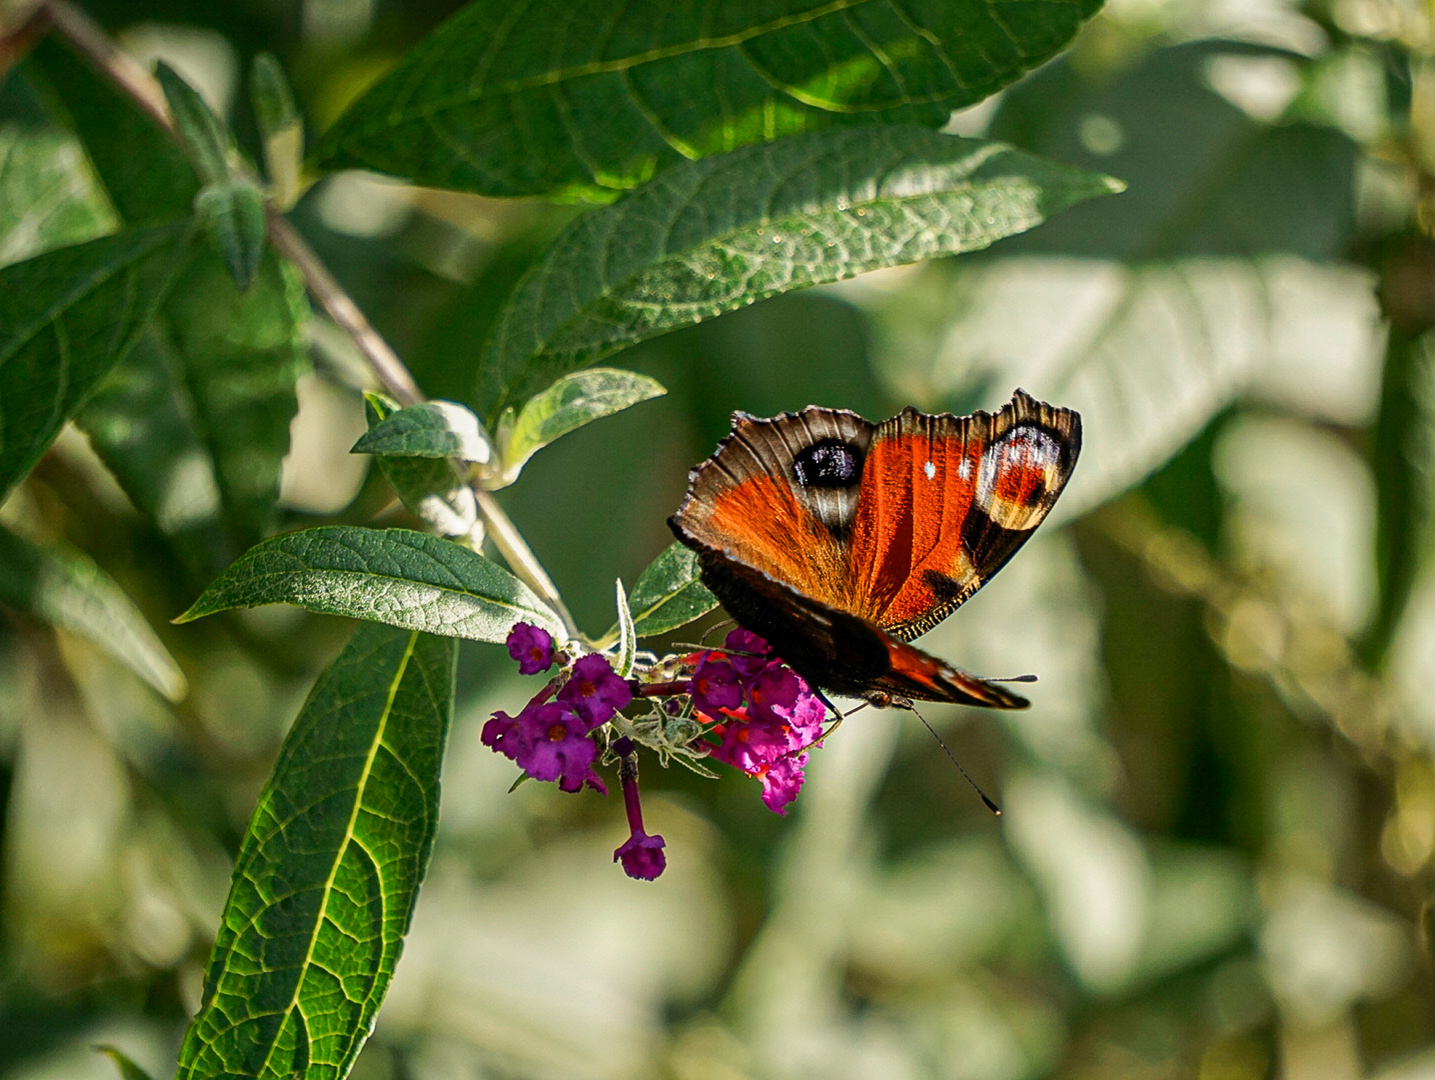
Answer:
[
  {"left": 923, "top": 460, "right": 936, "bottom": 480},
  {"left": 958, "top": 458, "right": 971, "bottom": 480}
]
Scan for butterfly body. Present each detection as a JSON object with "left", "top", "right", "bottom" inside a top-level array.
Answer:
[{"left": 669, "top": 390, "right": 1081, "bottom": 709}]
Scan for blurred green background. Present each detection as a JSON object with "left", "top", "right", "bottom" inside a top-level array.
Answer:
[{"left": 3, "top": 1, "right": 1434, "bottom": 1078}]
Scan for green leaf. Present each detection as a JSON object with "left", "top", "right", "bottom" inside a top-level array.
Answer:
[
  {"left": 1362, "top": 325, "right": 1435, "bottom": 666},
  {"left": 314, "top": 0, "right": 1102, "bottom": 199},
  {"left": 27, "top": 39, "right": 200, "bottom": 226},
  {"left": 614, "top": 579, "right": 636, "bottom": 678},
  {"left": 77, "top": 329, "right": 230, "bottom": 576},
  {"left": 870, "top": 42, "right": 1368, "bottom": 521},
  {"left": 31, "top": 45, "right": 304, "bottom": 553},
  {"left": 0, "top": 222, "right": 190, "bottom": 502},
  {"left": 194, "top": 179, "right": 268, "bottom": 291},
  {"left": 250, "top": 51, "right": 298, "bottom": 135},
  {"left": 175, "top": 622, "right": 457, "bottom": 1080},
  {"left": 496, "top": 367, "right": 665, "bottom": 484},
  {"left": 988, "top": 43, "right": 1357, "bottom": 262},
  {"left": 250, "top": 52, "right": 303, "bottom": 209},
  {"left": 160, "top": 250, "right": 309, "bottom": 542},
  {"left": 0, "top": 526, "right": 186, "bottom": 701},
  {"left": 626, "top": 542, "right": 718, "bottom": 638},
  {"left": 154, "top": 61, "right": 230, "bottom": 185},
  {"left": 178, "top": 526, "right": 564, "bottom": 642},
  {"left": 0, "top": 68, "right": 116, "bottom": 264},
  {"left": 362, "top": 394, "right": 479, "bottom": 539},
  {"left": 352, "top": 399, "right": 493, "bottom": 462},
  {"left": 96, "top": 1046, "right": 157, "bottom": 1080},
  {"left": 477, "top": 126, "right": 1121, "bottom": 420}
]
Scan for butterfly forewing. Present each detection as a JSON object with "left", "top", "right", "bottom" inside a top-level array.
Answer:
[
  {"left": 671, "top": 407, "right": 873, "bottom": 601},
  {"left": 850, "top": 391, "right": 1081, "bottom": 640}
]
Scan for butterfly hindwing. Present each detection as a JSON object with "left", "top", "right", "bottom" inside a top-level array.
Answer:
[{"left": 695, "top": 550, "right": 1027, "bottom": 708}]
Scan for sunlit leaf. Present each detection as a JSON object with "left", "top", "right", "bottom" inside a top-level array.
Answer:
[
  {"left": 900, "top": 256, "right": 1379, "bottom": 520},
  {"left": 864, "top": 42, "right": 1371, "bottom": 518},
  {"left": 478, "top": 125, "right": 1121, "bottom": 419},
  {"left": 496, "top": 367, "right": 665, "bottom": 484},
  {"left": 626, "top": 542, "right": 718, "bottom": 638},
  {"left": 0, "top": 222, "right": 190, "bottom": 502},
  {"left": 361, "top": 394, "right": 479, "bottom": 540},
  {"left": 315, "top": 0, "right": 1103, "bottom": 199},
  {"left": 0, "top": 69, "right": 115, "bottom": 264},
  {"left": 175, "top": 622, "right": 457, "bottom": 1080},
  {"left": 178, "top": 526, "right": 563, "bottom": 642},
  {"left": 0, "top": 526, "right": 186, "bottom": 701},
  {"left": 352, "top": 399, "right": 493, "bottom": 462},
  {"left": 614, "top": 578, "right": 636, "bottom": 678}
]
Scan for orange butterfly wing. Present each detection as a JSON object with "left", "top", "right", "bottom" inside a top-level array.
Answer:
[
  {"left": 669, "top": 391, "right": 1081, "bottom": 708},
  {"left": 848, "top": 391, "right": 1081, "bottom": 639},
  {"left": 670, "top": 406, "right": 872, "bottom": 603}
]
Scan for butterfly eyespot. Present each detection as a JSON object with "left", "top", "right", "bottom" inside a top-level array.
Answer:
[
  {"left": 976, "top": 425, "right": 1063, "bottom": 527},
  {"left": 793, "top": 439, "right": 862, "bottom": 489}
]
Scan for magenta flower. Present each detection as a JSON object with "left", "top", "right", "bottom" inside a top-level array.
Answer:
[
  {"left": 557, "top": 653, "right": 633, "bottom": 725},
  {"left": 514, "top": 702, "right": 607, "bottom": 794},
  {"left": 772, "top": 683, "right": 827, "bottom": 746},
  {"left": 723, "top": 627, "right": 772, "bottom": 678},
  {"left": 690, "top": 655, "right": 742, "bottom": 715},
  {"left": 481, "top": 709, "right": 521, "bottom": 759},
  {"left": 710, "top": 711, "right": 793, "bottom": 774},
  {"left": 759, "top": 751, "right": 808, "bottom": 815},
  {"left": 613, "top": 737, "right": 666, "bottom": 880},
  {"left": 506, "top": 622, "right": 555, "bottom": 675},
  {"left": 615, "top": 830, "right": 666, "bottom": 880},
  {"left": 694, "top": 646, "right": 828, "bottom": 814},
  {"left": 744, "top": 665, "right": 802, "bottom": 725}
]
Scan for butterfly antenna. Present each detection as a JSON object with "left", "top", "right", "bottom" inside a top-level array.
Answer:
[
  {"left": 908, "top": 703, "right": 1001, "bottom": 815},
  {"left": 985, "top": 674, "right": 1038, "bottom": 684},
  {"left": 699, "top": 619, "right": 736, "bottom": 645}
]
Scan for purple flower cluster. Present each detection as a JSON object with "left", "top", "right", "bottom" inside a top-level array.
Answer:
[
  {"left": 689, "top": 628, "right": 826, "bottom": 814},
  {"left": 488, "top": 624, "right": 666, "bottom": 880},
  {"left": 483, "top": 630, "right": 631, "bottom": 796},
  {"left": 485, "top": 622, "right": 828, "bottom": 881}
]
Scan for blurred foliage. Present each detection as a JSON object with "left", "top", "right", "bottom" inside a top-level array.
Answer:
[{"left": 0, "top": 1, "right": 1433, "bottom": 1080}]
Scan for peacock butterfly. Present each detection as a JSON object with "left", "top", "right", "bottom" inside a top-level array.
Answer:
[{"left": 668, "top": 389, "right": 1081, "bottom": 709}]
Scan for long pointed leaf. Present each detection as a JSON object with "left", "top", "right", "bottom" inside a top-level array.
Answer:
[
  {"left": 178, "top": 526, "right": 564, "bottom": 642},
  {"left": 0, "top": 223, "right": 190, "bottom": 502},
  {"left": 477, "top": 126, "right": 1121, "bottom": 418},
  {"left": 36, "top": 41, "right": 307, "bottom": 553},
  {"left": 315, "top": 0, "right": 1102, "bottom": 199},
  {"left": 175, "top": 622, "right": 457, "bottom": 1080},
  {"left": 0, "top": 526, "right": 186, "bottom": 701}
]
